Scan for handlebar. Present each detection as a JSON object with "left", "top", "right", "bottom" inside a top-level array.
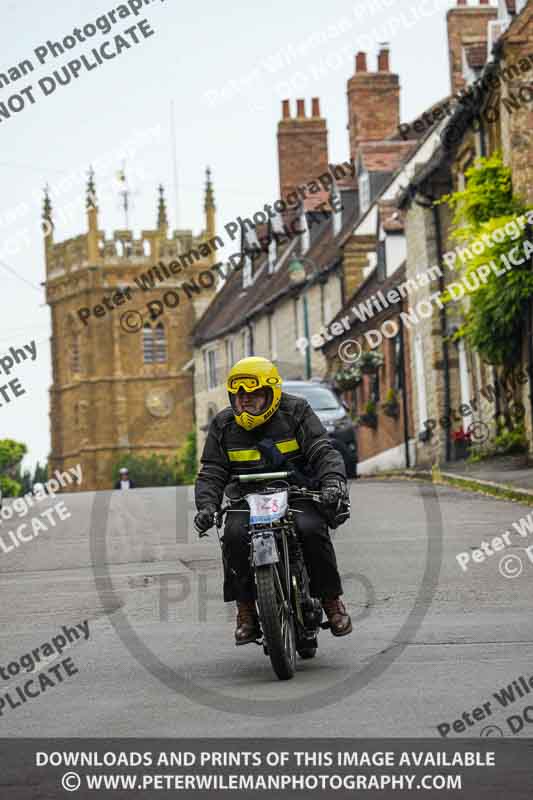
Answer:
[
  {"left": 214, "top": 484, "right": 323, "bottom": 529},
  {"left": 235, "top": 471, "right": 291, "bottom": 483}
]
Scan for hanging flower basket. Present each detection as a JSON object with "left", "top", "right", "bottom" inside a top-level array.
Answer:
[
  {"left": 359, "top": 412, "right": 378, "bottom": 429},
  {"left": 383, "top": 400, "right": 400, "bottom": 419},
  {"left": 333, "top": 365, "right": 362, "bottom": 392},
  {"left": 382, "top": 389, "right": 400, "bottom": 418},
  {"left": 354, "top": 401, "right": 378, "bottom": 429},
  {"left": 359, "top": 351, "right": 384, "bottom": 374}
]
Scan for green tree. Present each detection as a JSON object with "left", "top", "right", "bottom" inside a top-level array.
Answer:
[
  {"left": 0, "top": 439, "right": 27, "bottom": 497},
  {"left": 440, "top": 152, "right": 533, "bottom": 368},
  {"left": 112, "top": 453, "right": 179, "bottom": 488},
  {"left": 33, "top": 461, "right": 49, "bottom": 485},
  {"left": 176, "top": 431, "right": 197, "bottom": 485}
]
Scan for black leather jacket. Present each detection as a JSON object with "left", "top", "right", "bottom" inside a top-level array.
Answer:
[{"left": 195, "top": 392, "right": 346, "bottom": 510}]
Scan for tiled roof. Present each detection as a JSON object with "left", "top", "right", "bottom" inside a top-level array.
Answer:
[
  {"left": 359, "top": 141, "right": 417, "bottom": 172},
  {"left": 321, "top": 262, "right": 407, "bottom": 356},
  {"left": 391, "top": 96, "right": 453, "bottom": 142},
  {"left": 193, "top": 200, "right": 360, "bottom": 346}
]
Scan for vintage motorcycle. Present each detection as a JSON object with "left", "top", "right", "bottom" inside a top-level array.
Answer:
[{"left": 206, "top": 470, "right": 349, "bottom": 681}]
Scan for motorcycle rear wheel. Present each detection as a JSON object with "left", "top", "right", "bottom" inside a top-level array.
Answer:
[{"left": 256, "top": 565, "right": 296, "bottom": 680}]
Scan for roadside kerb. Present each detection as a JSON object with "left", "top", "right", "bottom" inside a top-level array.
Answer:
[{"left": 368, "top": 468, "right": 533, "bottom": 507}]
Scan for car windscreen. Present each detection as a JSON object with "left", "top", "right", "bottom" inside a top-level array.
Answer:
[{"left": 285, "top": 386, "right": 340, "bottom": 411}]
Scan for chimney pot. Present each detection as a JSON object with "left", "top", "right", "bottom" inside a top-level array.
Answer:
[
  {"left": 311, "top": 97, "right": 320, "bottom": 117},
  {"left": 355, "top": 52, "right": 367, "bottom": 72},
  {"left": 378, "top": 47, "right": 390, "bottom": 72},
  {"left": 282, "top": 99, "right": 290, "bottom": 119},
  {"left": 296, "top": 98, "right": 305, "bottom": 117}
]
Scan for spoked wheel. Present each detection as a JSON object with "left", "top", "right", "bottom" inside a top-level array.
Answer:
[{"left": 256, "top": 565, "right": 296, "bottom": 680}]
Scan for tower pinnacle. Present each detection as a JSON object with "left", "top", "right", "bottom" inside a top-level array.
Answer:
[
  {"left": 204, "top": 166, "right": 215, "bottom": 212},
  {"left": 204, "top": 167, "right": 216, "bottom": 247},
  {"left": 42, "top": 184, "right": 54, "bottom": 257},
  {"left": 157, "top": 184, "right": 168, "bottom": 231},
  {"left": 86, "top": 166, "right": 100, "bottom": 263},
  {"left": 86, "top": 166, "right": 98, "bottom": 210}
]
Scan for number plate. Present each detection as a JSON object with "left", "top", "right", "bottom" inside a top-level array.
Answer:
[
  {"left": 252, "top": 531, "right": 279, "bottom": 566},
  {"left": 246, "top": 491, "right": 288, "bottom": 524}
]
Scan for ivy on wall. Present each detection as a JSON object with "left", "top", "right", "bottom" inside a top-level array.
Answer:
[{"left": 440, "top": 152, "right": 533, "bottom": 367}]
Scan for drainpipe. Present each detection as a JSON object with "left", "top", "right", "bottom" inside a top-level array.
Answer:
[{"left": 398, "top": 307, "right": 410, "bottom": 468}]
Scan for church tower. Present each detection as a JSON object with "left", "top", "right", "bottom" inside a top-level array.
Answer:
[{"left": 45, "top": 168, "right": 219, "bottom": 490}]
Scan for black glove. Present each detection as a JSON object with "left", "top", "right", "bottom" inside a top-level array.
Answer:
[
  {"left": 320, "top": 477, "right": 346, "bottom": 507},
  {"left": 194, "top": 504, "right": 217, "bottom": 536}
]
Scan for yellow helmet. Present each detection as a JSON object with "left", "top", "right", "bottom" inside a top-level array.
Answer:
[{"left": 226, "top": 357, "right": 282, "bottom": 430}]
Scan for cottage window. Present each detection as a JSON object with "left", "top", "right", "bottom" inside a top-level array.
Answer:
[
  {"left": 392, "top": 334, "right": 403, "bottom": 391},
  {"left": 205, "top": 348, "right": 219, "bottom": 390},
  {"left": 154, "top": 323, "right": 167, "bottom": 363},
  {"left": 143, "top": 323, "right": 167, "bottom": 364},
  {"left": 268, "top": 313, "right": 278, "bottom": 360},
  {"left": 225, "top": 337, "right": 235, "bottom": 368}
]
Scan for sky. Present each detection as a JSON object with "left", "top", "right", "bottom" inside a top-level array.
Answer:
[{"left": 0, "top": 0, "right": 463, "bottom": 470}]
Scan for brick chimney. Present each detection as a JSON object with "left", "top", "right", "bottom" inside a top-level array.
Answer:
[
  {"left": 447, "top": 0, "right": 497, "bottom": 94},
  {"left": 277, "top": 97, "right": 329, "bottom": 202},
  {"left": 346, "top": 47, "right": 400, "bottom": 163}
]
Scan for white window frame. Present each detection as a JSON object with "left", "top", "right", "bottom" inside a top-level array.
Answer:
[
  {"left": 331, "top": 178, "right": 342, "bottom": 236},
  {"left": 225, "top": 337, "right": 235, "bottom": 368},
  {"left": 300, "top": 209, "right": 310, "bottom": 254},
  {"left": 414, "top": 335, "right": 428, "bottom": 433},
  {"left": 268, "top": 237, "right": 277, "bottom": 273},
  {"left": 458, "top": 340, "right": 472, "bottom": 434},
  {"left": 242, "top": 254, "right": 252, "bottom": 289},
  {"left": 205, "top": 347, "right": 219, "bottom": 391},
  {"left": 268, "top": 313, "right": 278, "bottom": 360},
  {"left": 359, "top": 171, "right": 370, "bottom": 214}
]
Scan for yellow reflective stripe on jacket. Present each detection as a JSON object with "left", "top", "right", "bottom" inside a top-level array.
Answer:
[
  {"left": 276, "top": 439, "right": 299, "bottom": 454},
  {"left": 228, "top": 449, "right": 261, "bottom": 462}
]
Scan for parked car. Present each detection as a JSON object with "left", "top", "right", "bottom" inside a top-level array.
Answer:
[{"left": 283, "top": 380, "right": 357, "bottom": 478}]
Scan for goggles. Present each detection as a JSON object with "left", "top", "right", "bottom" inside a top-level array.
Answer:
[{"left": 228, "top": 375, "right": 261, "bottom": 392}]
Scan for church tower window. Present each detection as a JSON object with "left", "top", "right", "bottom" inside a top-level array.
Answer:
[{"left": 143, "top": 323, "right": 167, "bottom": 364}]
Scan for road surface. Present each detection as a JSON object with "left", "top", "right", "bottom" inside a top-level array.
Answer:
[{"left": 1, "top": 478, "right": 532, "bottom": 739}]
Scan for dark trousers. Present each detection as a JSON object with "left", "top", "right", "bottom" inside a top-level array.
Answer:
[{"left": 221, "top": 498, "right": 343, "bottom": 603}]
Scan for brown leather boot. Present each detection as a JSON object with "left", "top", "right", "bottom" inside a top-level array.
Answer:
[
  {"left": 322, "top": 596, "right": 353, "bottom": 637},
  {"left": 235, "top": 600, "right": 261, "bottom": 645}
]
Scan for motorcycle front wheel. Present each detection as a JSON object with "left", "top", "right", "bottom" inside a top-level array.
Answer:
[{"left": 255, "top": 564, "right": 296, "bottom": 680}]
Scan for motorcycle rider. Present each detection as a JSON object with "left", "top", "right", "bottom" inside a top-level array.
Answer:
[{"left": 194, "top": 356, "right": 352, "bottom": 645}]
